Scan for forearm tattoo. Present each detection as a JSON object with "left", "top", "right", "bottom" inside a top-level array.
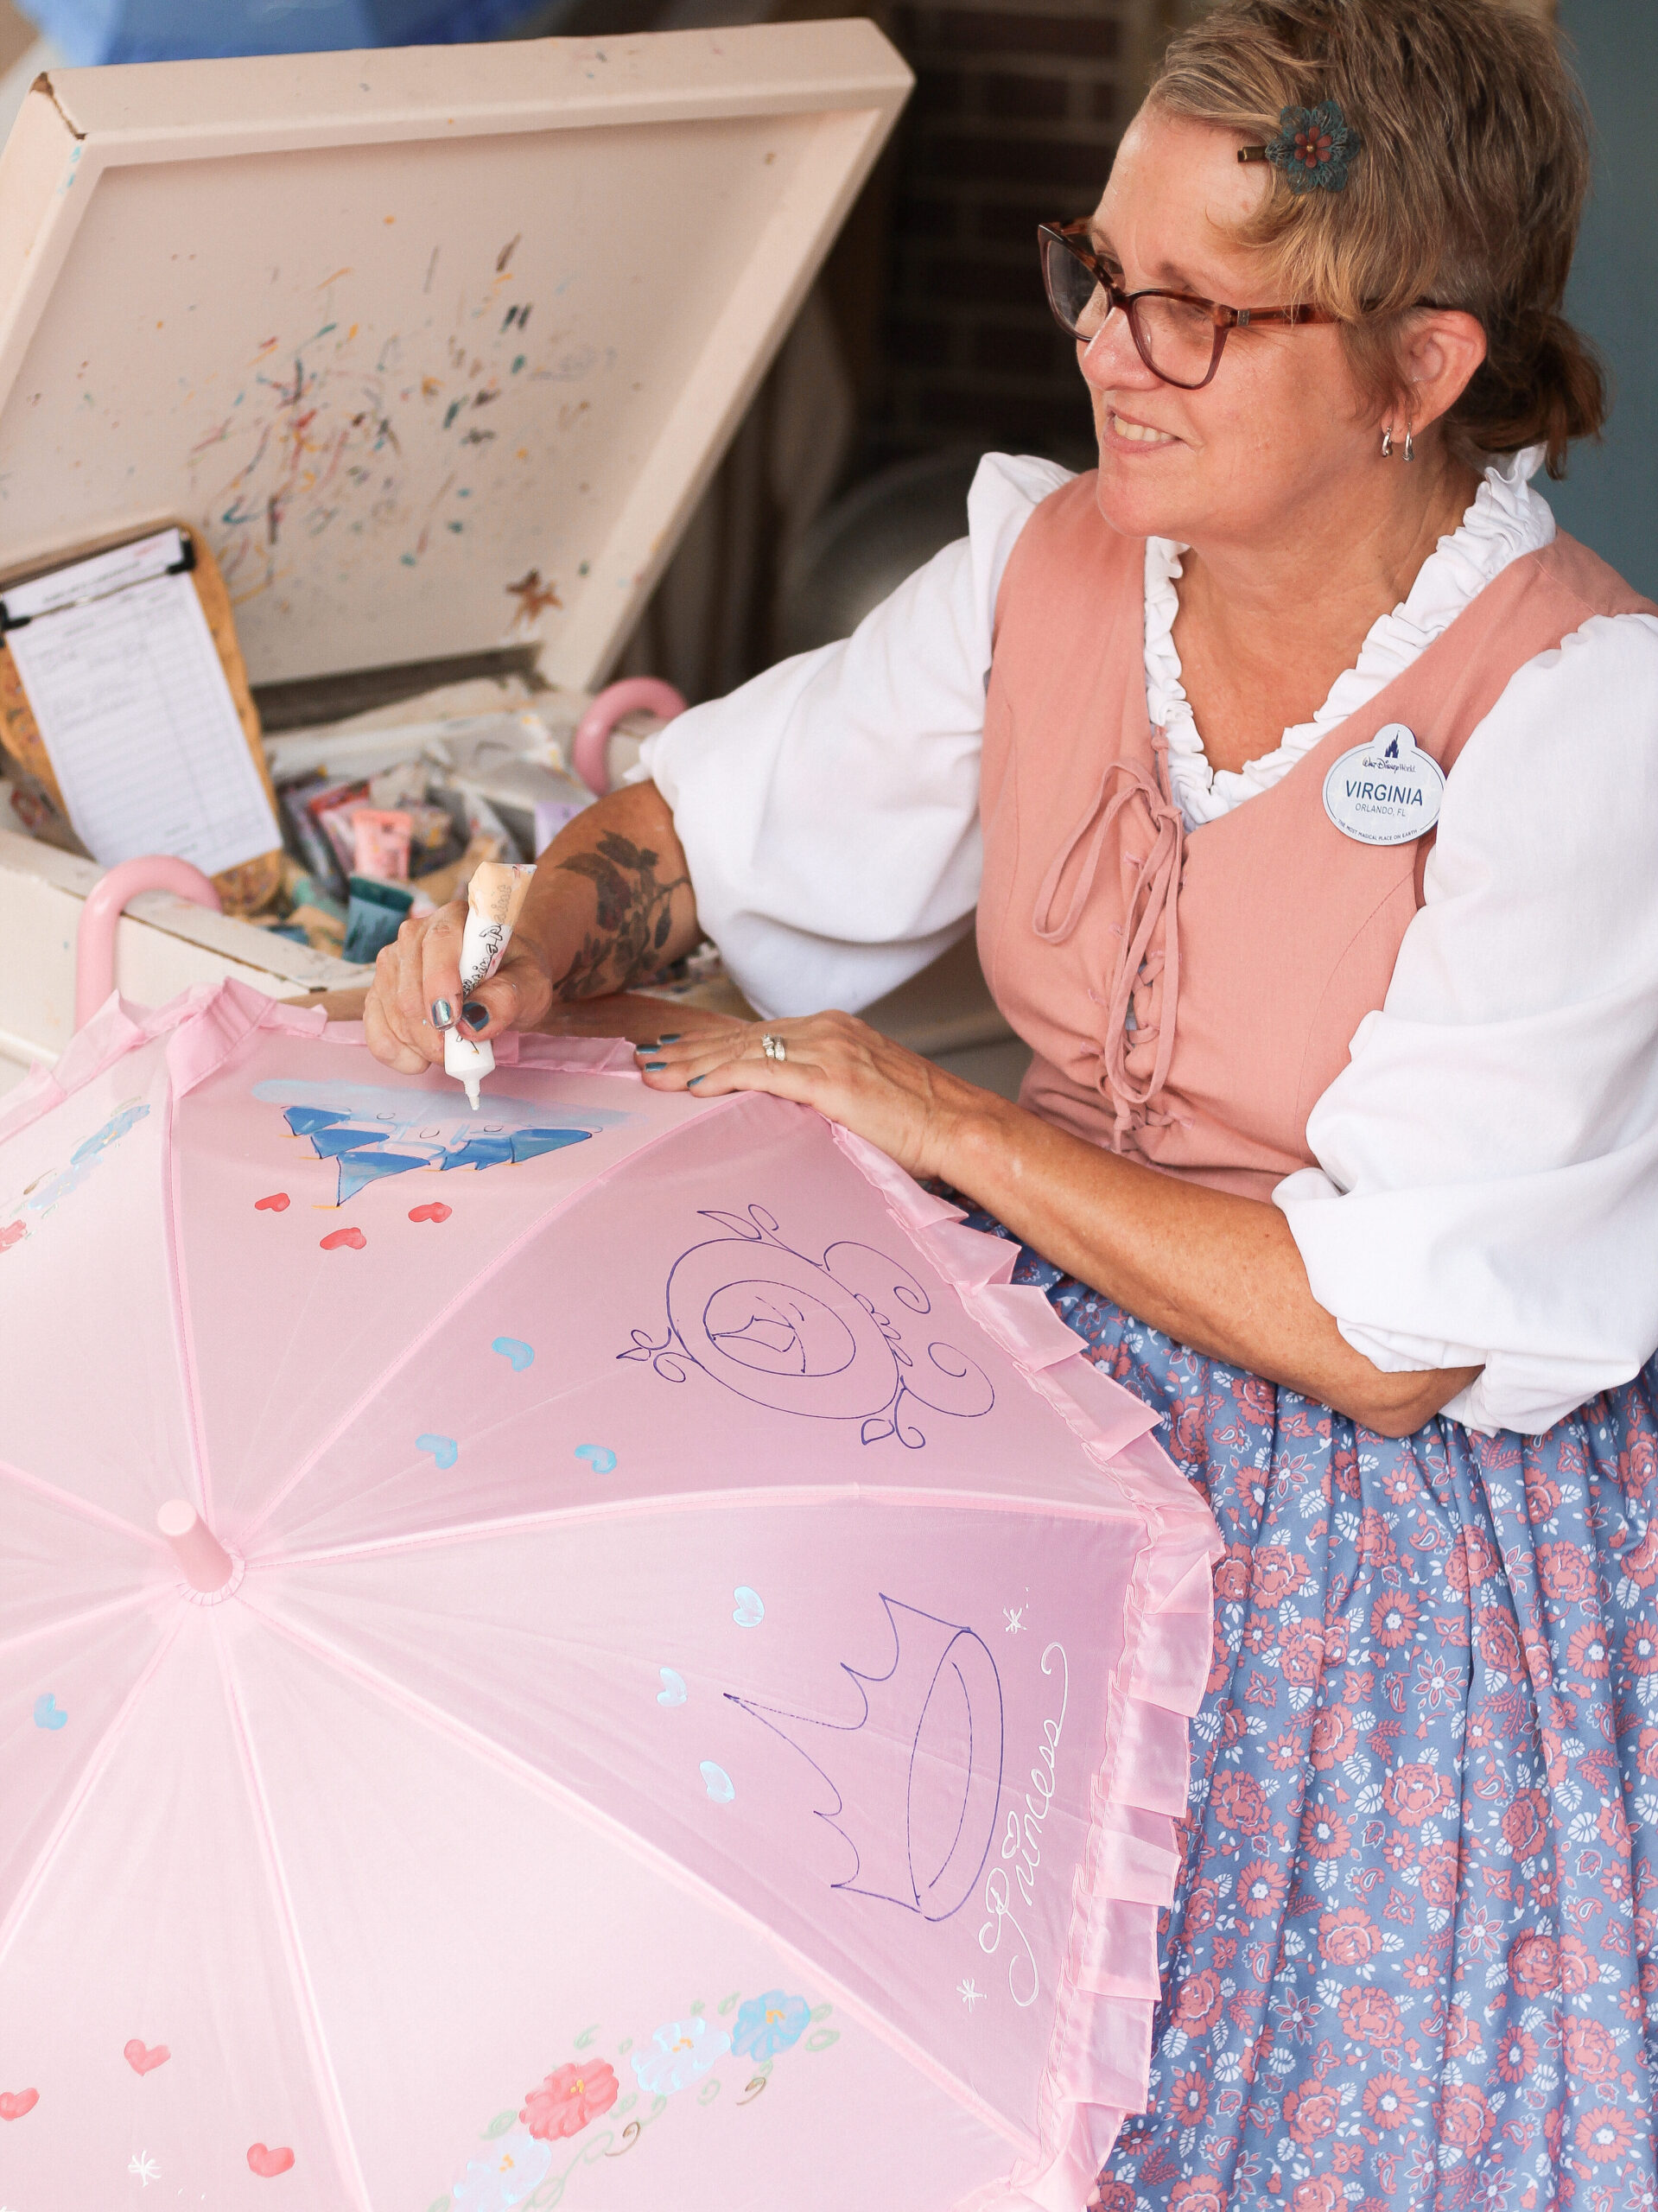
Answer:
[{"left": 552, "top": 831, "right": 692, "bottom": 999}]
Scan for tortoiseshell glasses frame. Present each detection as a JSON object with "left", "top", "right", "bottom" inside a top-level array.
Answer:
[{"left": 1038, "top": 218, "right": 1339, "bottom": 391}]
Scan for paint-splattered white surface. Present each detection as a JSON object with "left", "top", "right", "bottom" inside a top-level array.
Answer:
[{"left": 0, "top": 27, "right": 909, "bottom": 685}]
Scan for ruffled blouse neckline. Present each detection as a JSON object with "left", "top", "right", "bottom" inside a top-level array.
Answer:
[{"left": 1145, "top": 447, "right": 1556, "bottom": 830}]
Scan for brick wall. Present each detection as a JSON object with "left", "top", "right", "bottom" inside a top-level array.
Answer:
[{"left": 879, "top": 0, "right": 1152, "bottom": 461}]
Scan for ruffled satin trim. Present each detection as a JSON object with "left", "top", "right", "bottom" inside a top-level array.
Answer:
[
  {"left": 0, "top": 978, "right": 329, "bottom": 1145},
  {"left": 0, "top": 990, "right": 644, "bottom": 1151},
  {"left": 1146, "top": 445, "right": 1556, "bottom": 830},
  {"left": 829, "top": 1126, "right": 1221, "bottom": 2212}
]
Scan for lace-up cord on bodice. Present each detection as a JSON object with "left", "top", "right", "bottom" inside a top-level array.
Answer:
[{"left": 1031, "top": 747, "right": 1185, "bottom": 1148}]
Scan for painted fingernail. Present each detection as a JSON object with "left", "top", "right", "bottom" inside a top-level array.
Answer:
[
  {"left": 462, "top": 1001, "right": 489, "bottom": 1030},
  {"left": 688, "top": 1074, "right": 706, "bottom": 1085},
  {"left": 430, "top": 999, "right": 455, "bottom": 1029},
  {"left": 642, "top": 1059, "right": 665, "bottom": 1071},
  {"left": 656, "top": 1033, "right": 682, "bottom": 1043}
]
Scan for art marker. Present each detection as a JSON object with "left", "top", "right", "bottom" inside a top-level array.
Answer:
[{"left": 445, "top": 861, "right": 536, "bottom": 1110}]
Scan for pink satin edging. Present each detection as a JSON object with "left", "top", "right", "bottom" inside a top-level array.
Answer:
[
  {"left": 0, "top": 982, "right": 325, "bottom": 1150},
  {"left": 824, "top": 1122, "right": 1220, "bottom": 2212},
  {"left": 314, "top": 1027, "right": 645, "bottom": 1080}
]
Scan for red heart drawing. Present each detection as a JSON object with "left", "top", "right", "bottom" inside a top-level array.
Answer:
[
  {"left": 319, "top": 1227, "right": 365, "bottom": 1252},
  {"left": 124, "top": 2039, "right": 170, "bottom": 2075},
  {"left": 247, "top": 2144, "right": 295, "bottom": 2177},
  {"left": 0, "top": 2088, "right": 38, "bottom": 2120},
  {"left": 408, "top": 1202, "right": 452, "bottom": 1224},
  {"left": 254, "top": 1192, "right": 290, "bottom": 1212}
]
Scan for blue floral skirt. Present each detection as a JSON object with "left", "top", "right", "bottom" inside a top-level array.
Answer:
[{"left": 963, "top": 1214, "right": 1658, "bottom": 2212}]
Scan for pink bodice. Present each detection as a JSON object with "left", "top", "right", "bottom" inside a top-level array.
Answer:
[{"left": 977, "top": 474, "right": 1655, "bottom": 1199}]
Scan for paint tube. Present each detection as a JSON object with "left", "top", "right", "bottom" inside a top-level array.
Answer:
[
  {"left": 444, "top": 861, "right": 537, "bottom": 1110},
  {"left": 343, "top": 874, "right": 413, "bottom": 963},
  {"left": 352, "top": 808, "right": 412, "bottom": 881}
]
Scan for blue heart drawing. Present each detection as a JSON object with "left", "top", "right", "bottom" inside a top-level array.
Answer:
[
  {"left": 574, "top": 1443, "right": 617, "bottom": 1475},
  {"left": 416, "top": 1434, "right": 458, "bottom": 1471},
  {"left": 700, "top": 1760, "right": 735, "bottom": 1802},
  {"left": 492, "top": 1336, "right": 535, "bottom": 1372},
  {"left": 33, "top": 1694, "right": 66, "bottom": 1732},
  {"left": 732, "top": 1586, "right": 765, "bottom": 1629},
  {"left": 657, "top": 1667, "right": 688, "bottom": 1707}
]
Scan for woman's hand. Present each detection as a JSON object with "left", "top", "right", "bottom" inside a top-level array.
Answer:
[
  {"left": 642, "top": 1009, "right": 1477, "bottom": 1435},
  {"left": 359, "top": 779, "right": 700, "bottom": 1074},
  {"left": 635, "top": 1012, "right": 1002, "bottom": 1181},
  {"left": 361, "top": 901, "right": 556, "bottom": 1076}
]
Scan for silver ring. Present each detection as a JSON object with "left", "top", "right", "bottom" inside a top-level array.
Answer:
[{"left": 761, "top": 1032, "right": 786, "bottom": 1062}]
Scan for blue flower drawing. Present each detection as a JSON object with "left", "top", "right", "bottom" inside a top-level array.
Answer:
[
  {"left": 732, "top": 1991, "right": 810, "bottom": 2062},
  {"left": 5, "top": 1101, "right": 150, "bottom": 1232},
  {"left": 630, "top": 2015, "right": 731, "bottom": 2097},
  {"left": 448, "top": 2125, "right": 551, "bottom": 2210}
]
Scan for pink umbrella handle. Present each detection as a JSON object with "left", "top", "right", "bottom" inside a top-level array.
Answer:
[
  {"left": 570, "top": 677, "right": 688, "bottom": 798},
  {"left": 76, "top": 856, "right": 224, "bottom": 1030}
]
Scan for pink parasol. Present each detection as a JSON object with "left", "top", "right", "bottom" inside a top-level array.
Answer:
[{"left": 0, "top": 982, "right": 1216, "bottom": 2210}]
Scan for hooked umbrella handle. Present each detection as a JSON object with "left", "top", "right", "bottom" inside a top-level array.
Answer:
[
  {"left": 570, "top": 677, "right": 688, "bottom": 798},
  {"left": 75, "top": 855, "right": 224, "bottom": 1031}
]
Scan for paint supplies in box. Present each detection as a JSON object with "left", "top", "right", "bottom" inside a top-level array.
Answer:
[
  {"left": 341, "top": 874, "right": 415, "bottom": 963},
  {"left": 261, "top": 699, "right": 604, "bottom": 952},
  {"left": 270, "top": 708, "right": 596, "bottom": 870}
]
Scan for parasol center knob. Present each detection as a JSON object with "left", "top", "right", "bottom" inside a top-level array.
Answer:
[{"left": 156, "top": 1498, "right": 235, "bottom": 1594}]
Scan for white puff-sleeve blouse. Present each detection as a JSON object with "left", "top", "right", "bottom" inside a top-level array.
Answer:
[{"left": 637, "top": 450, "right": 1658, "bottom": 1436}]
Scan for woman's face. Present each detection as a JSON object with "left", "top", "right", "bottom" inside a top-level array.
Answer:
[{"left": 1080, "top": 105, "right": 1376, "bottom": 550}]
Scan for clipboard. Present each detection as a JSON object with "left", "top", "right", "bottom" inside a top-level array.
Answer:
[{"left": 0, "top": 522, "right": 283, "bottom": 916}]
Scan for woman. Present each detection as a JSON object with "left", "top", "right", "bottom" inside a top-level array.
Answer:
[{"left": 365, "top": 1, "right": 1658, "bottom": 2202}]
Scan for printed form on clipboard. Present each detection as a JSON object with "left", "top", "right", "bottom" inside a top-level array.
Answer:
[{"left": 0, "top": 528, "right": 280, "bottom": 878}]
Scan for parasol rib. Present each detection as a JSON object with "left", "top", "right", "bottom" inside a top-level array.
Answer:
[
  {"left": 213, "top": 1618, "right": 378, "bottom": 2211},
  {"left": 162, "top": 1084, "right": 221, "bottom": 1530},
  {"left": 0, "top": 1586, "right": 157, "bottom": 1663},
  {"left": 0, "top": 1614, "right": 183, "bottom": 1974},
  {"left": 0, "top": 1449, "right": 175, "bottom": 1550},
  {"left": 257, "top": 1476, "right": 1120, "bottom": 1573}
]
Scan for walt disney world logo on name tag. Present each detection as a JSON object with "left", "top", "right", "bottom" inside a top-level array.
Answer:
[{"left": 1322, "top": 721, "right": 1445, "bottom": 847}]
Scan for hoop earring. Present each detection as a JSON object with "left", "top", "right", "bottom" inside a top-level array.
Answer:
[
  {"left": 1381, "top": 427, "right": 1394, "bottom": 458},
  {"left": 1404, "top": 429, "right": 1415, "bottom": 462}
]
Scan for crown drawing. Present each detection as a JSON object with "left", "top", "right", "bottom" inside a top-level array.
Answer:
[{"left": 729, "top": 1595, "right": 1005, "bottom": 1923}]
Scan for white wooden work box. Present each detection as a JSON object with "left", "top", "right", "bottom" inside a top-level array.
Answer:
[{"left": 0, "top": 23, "right": 918, "bottom": 1078}]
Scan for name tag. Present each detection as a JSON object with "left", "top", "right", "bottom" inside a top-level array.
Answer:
[{"left": 1322, "top": 722, "right": 1444, "bottom": 847}]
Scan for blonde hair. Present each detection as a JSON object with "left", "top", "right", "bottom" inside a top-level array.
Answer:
[{"left": 1149, "top": 0, "right": 1605, "bottom": 475}]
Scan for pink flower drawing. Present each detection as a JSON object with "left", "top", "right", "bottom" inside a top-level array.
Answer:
[{"left": 520, "top": 2060, "right": 620, "bottom": 2142}]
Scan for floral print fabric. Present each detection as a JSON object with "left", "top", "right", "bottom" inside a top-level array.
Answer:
[{"left": 962, "top": 1215, "right": 1658, "bottom": 2212}]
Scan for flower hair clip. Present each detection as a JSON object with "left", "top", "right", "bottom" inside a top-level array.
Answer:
[{"left": 1238, "top": 99, "right": 1361, "bottom": 194}]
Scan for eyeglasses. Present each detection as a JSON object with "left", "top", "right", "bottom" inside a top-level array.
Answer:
[{"left": 1037, "top": 218, "right": 1338, "bottom": 391}]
